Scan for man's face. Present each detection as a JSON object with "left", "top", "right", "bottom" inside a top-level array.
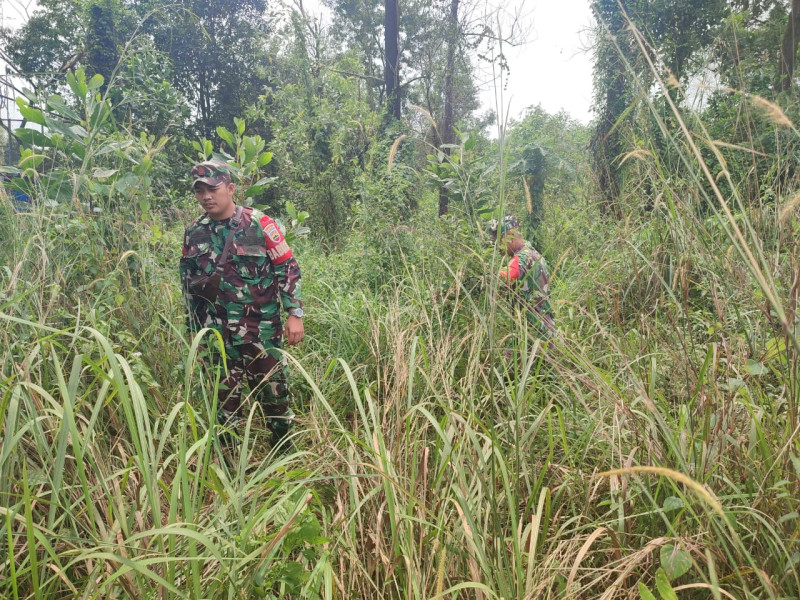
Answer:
[
  {"left": 193, "top": 181, "right": 236, "bottom": 220},
  {"left": 501, "top": 230, "right": 523, "bottom": 256}
]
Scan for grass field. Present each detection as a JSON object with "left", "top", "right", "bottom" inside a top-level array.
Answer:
[{"left": 1, "top": 69, "right": 799, "bottom": 598}]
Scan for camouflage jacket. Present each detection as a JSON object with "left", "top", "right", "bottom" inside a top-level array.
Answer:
[
  {"left": 500, "top": 242, "right": 555, "bottom": 337},
  {"left": 179, "top": 206, "right": 302, "bottom": 346}
]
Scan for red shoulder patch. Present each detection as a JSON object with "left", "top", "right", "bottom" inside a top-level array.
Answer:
[{"left": 260, "top": 214, "right": 293, "bottom": 263}]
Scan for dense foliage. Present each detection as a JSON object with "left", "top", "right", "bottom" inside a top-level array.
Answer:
[
  {"left": 591, "top": 0, "right": 800, "bottom": 213},
  {"left": 1, "top": 1, "right": 800, "bottom": 599}
]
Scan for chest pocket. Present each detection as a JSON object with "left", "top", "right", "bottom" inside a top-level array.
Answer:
[
  {"left": 185, "top": 241, "right": 212, "bottom": 257},
  {"left": 183, "top": 241, "right": 215, "bottom": 277},
  {"left": 185, "top": 228, "right": 213, "bottom": 259}
]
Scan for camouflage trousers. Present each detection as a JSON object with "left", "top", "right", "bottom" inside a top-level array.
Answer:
[{"left": 208, "top": 338, "right": 294, "bottom": 437}]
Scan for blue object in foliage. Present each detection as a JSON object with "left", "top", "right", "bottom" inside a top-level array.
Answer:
[
  {"left": 2, "top": 173, "right": 33, "bottom": 212},
  {"left": 12, "top": 188, "right": 31, "bottom": 211}
]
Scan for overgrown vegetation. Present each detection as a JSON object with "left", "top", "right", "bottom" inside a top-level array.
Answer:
[{"left": 1, "top": 1, "right": 799, "bottom": 599}]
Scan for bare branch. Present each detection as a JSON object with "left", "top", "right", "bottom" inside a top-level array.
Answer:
[{"left": 3, "top": 0, "right": 37, "bottom": 24}]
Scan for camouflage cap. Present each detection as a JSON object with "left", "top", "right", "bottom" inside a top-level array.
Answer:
[
  {"left": 191, "top": 161, "right": 232, "bottom": 188},
  {"left": 486, "top": 219, "right": 499, "bottom": 240},
  {"left": 499, "top": 215, "right": 520, "bottom": 237}
]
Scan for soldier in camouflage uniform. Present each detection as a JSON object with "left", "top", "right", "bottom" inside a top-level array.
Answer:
[
  {"left": 180, "top": 161, "right": 304, "bottom": 449},
  {"left": 493, "top": 215, "right": 554, "bottom": 339}
]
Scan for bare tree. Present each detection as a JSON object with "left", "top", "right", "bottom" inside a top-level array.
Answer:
[
  {"left": 780, "top": 0, "right": 800, "bottom": 90},
  {"left": 385, "top": 0, "right": 401, "bottom": 119}
]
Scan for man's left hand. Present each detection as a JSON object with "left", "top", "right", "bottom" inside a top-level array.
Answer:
[{"left": 285, "top": 315, "right": 305, "bottom": 346}]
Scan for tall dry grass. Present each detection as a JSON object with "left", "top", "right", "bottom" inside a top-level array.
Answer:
[{"left": 1, "top": 17, "right": 799, "bottom": 596}]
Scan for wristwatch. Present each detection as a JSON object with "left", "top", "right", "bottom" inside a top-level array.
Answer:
[{"left": 289, "top": 307, "right": 304, "bottom": 318}]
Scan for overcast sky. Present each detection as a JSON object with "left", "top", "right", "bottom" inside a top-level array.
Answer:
[
  {"left": 484, "top": 0, "right": 595, "bottom": 125},
  {"left": 1, "top": 0, "right": 31, "bottom": 30}
]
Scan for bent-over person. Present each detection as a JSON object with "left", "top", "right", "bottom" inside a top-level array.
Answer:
[{"left": 492, "top": 215, "right": 554, "bottom": 339}]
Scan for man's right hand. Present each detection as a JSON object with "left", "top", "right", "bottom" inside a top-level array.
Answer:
[{"left": 285, "top": 315, "right": 305, "bottom": 346}]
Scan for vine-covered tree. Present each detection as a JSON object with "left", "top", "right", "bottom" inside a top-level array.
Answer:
[
  {"left": 507, "top": 105, "right": 591, "bottom": 236},
  {"left": 590, "top": 0, "right": 631, "bottom": 215},
  {"left": 590, "top": 0, "right": 728, "bottom": 212}
]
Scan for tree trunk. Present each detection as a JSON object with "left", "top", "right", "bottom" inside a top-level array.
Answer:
[
  {"left": 590, "top": 0, "right": 628, "bottom": 216},
  {"left": 780, "top": 0, "right": 800, "bottom": 91},
  {"left": 594, "top": 65, "right": 625, "bottom": 215},
  {"left": 438, "top": 0, "right": 459, "bottom": 216},
  {"left": 384, "top": 0, "right": 401, "bottom": 120}
]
